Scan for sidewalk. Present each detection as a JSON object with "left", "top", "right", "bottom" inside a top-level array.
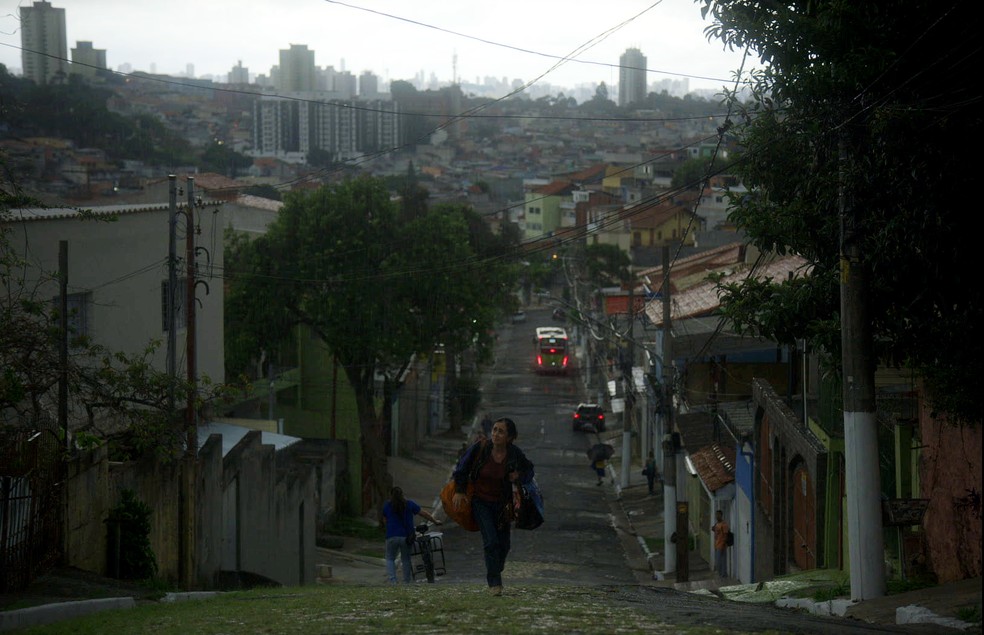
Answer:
[
  {"left": 314, "top": 429, "right": 467, "bottom": 587},
  {"left": 605, "top": 441, "right": 981, "bottom": 632},
  {"left": 323, "top": 425, "right": 980, "bottom": 632}
]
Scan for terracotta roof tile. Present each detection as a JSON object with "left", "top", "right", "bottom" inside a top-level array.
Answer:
[{"left": 689, "top": 443, "right": 736, "bottom": 492}]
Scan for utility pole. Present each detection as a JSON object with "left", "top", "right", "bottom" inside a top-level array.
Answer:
[
  {"left": 179, "top": 176, "right": 198, "bottom": 589},
  {"left": 620, "top": 285, "right": 634, "bottom": 488},
  {"left": 58, "top": 241, "right": 68, "bottom": 452},
  {"left": 660, "top": 246, "right": 677, "bottom": 575},
  {"left": 167, "top": 175, "right": 177, "bottom": 414},
  {"left": 839, "top": 132, "right": 885, "bottom": 600},
  {"left": 185, "top": 177, "right": 198, "bottom": 449}
]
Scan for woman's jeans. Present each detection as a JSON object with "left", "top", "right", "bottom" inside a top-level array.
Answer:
[
  {"left": 385, "top": 536, "right": 412, "bottom": 583},
  {"left": 472, "top": 498, "right": 510, "bottom": 587}
]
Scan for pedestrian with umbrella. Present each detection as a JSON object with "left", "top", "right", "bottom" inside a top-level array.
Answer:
[{"left": 586, "top": 443, "right": 614, "bottom": 486}]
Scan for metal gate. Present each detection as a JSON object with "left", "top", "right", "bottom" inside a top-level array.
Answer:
[{"left": 0, "top": 424, "right": 64, "bottom": 592}]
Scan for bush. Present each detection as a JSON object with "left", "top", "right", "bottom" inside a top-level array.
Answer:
[{"left": 107, "top": 489, "right": 158, "bottom": 580}]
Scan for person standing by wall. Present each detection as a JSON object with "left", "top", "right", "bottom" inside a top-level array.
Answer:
[
  {"left": 382, "top": 486, "right": 440, "bottom": 584},
  {"left": 643, "top": 450, "right": 658, "bottom": 495},
  {"left": 452, "top": 417, "right": 534, "bottom": 597},
  {"left": 712, "top": 509, "right": 730, "bottom": 578}
]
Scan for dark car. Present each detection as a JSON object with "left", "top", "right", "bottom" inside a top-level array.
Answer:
[{"left": 572, "top": 403, "right": 606, "bottom": 432}]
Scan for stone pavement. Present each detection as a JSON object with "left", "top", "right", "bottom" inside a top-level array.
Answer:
[
  {"left": 315, "top": 424, "right": 981, "bottom": 631},
  {"left": 3, "top": 426, "right": 979, "bottom": 632}
]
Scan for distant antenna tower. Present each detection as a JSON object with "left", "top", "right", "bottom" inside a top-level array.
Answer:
[{"left": 452, "top": 51, "right": 458, "bottom": 85}]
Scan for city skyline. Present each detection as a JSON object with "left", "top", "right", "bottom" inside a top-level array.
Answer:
[{"left": 1, "top": 0, "right": 756, "bottom": 95}]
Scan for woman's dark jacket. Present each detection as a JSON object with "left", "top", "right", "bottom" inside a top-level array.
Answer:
[{"left": 452, "top": 441, "right": 534, "bottom": 502}]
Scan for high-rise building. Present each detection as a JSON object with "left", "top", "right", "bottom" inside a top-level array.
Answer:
[
  {"left": 70, "top": 41, "right": 106, "bottom": 78},
  {"left": 276, "top": 44, "right": 317, "bottom": 92},
  {"left": 252, "top": 95, "right": 400, "bottom": 162},
  {"left": 228, "top": 60, "right": 249, "bottom": 84},
  {"left": 618, "top": 47, "right": 647, "bottom": 108},
  {"left": 20, "top": 1, "right": 68, "bottom": 85},
  {"left": 359, "top": 71, "right": 379, "bottom": 99}
]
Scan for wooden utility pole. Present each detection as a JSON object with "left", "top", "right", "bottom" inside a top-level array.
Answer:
[
  {"left": 179, "top": 177, "right": 198, "bottom": 589},
  {"left": 185, "top": 177, "right": 198, "bottom": 447},
  {"left": 58, "top": 241, "right": 68, "bottom": 452},
  {"left": 839, "top": 131, "right": 885, "bottom": 600},
  {"left": 167, "top": 176, "right": 177, "bottom": 414}
]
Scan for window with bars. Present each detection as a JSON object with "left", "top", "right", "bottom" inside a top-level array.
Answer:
[{"left": 51, "top": 291, "right": 91, "bottom": 343}]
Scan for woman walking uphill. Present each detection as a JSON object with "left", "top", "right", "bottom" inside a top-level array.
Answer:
[
  {"left": 382, "top": 486, "right": 440, "bottom": 584},
  {"left": 452, "top": 417, "right": 534, "bottom": 596}
]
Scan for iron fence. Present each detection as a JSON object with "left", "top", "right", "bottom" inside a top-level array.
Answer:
[{"left": 0, "top": 424, "right": 64, "bottom": 592}]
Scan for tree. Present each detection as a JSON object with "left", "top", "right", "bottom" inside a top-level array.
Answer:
[
  {"left": 582, "top": 82, "right": 618, "bottom": 115},
  {"left": 225, "top": 177, "right": 520, "bottom": 510},
  {"left": 702, "top": 0, "right": 981, "bottom": 422},
  {"left": 581, "top": 243, "right": 631, "bottom": 288},
  {"left": 671, "top": 155, "right": 730, "bottom": 190},
  {"left": 200, "top": 141, "right": 252, "bottom": 177}
]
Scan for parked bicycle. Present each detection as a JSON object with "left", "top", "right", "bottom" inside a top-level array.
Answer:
[{"left": 409, "top": 522, "right": 445, "bottom": 583}]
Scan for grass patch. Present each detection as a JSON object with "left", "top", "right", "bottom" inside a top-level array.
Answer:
[
  {"left": 644, "top": 536, "right": 664, "bottom": 553},
  {"left": 15, "top": 585, "right": 767, "bottom": 634},
  {"left": 957, "top": 604, "right": 981, "bottom": 623},
  {"left": 886, "top": 576, "right": 935, "bottom": 595},
  {"left": 810, "top": 578, "right": 849, "bottom": 602},
  {"left": 324, "top": 514, "right": 384, "bottom": 541}
]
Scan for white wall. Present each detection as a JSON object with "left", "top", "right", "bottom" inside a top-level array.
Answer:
[{"left": 3, "top": 203, "right": 225, "bottom": 385}]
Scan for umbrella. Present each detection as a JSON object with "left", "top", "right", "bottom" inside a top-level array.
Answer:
[{"left": 587, "top": 443, "right": 614, "bottom": 462}]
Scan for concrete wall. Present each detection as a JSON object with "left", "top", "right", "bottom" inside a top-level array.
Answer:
[
  {"left": 108, "top": 458, "right": 184, "bottom": 581},
  {"left": 64, "top": 446, "right": 111, "bottom": 575},
  {"left": 734, "top": 440, "right": 755, "bottom": 583},
  {"left": 918, "top": 407, "right": 982, "bottom": 582},
  {"left": 63, "top": 431, "right": 339, "bottom": 589}
]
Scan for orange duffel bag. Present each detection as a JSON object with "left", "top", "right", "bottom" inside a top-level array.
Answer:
[{"left": 440, "top": 479, "right": 479, "bottom": 532}]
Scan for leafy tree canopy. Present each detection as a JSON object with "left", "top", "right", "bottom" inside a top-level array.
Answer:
[
  {"left": 703, "top": 0, "right": 980, "bottom": 421},
  {"left": 671, "top": 154, "right": 731, "bottom": 190},
  {"left": 225, "top": 176, "right": 521, "bottom": 503},
  {"left": 581, "top": 243, "right": 632, "bottom": 287}
]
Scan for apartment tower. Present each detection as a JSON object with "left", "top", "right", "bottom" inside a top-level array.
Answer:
[
  {"left": 70, "top": 41, "right": 107, "bottom": 78},
  {"left": 276, "top": 44, "right": 317, "bottom": 92},
  {"left": 20, "top": 1, "right": 68, "bottom": 85},
  {"left": 618, "top": 47, "right": 647, "bottom": 108}
]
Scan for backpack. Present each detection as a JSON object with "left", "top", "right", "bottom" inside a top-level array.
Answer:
[{"left": 726, "top": 530, "right": 734, "bottom": 547}]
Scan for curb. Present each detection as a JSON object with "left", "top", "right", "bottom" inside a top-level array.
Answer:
[{"left": 0, "top": 597, "right": 136, "bottom": 632}]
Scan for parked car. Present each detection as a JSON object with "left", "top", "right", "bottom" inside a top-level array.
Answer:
[
  {"left": 572, "top": 403, "right": 606, "bottom": 432},
  {"left": 510, "top": 311, "right": 527, "bottom": 324}
]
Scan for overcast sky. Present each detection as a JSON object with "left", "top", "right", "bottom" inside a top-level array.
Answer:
[{"left": 1, "top": 0, "right": 755, "bottom": 93}]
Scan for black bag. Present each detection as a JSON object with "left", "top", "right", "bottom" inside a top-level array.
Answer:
[
  {"left": 515, "top": 480, "right": 544, "bottom": 530},
  {"left": 726, "top": 531, "right": 734, "bottom": 547}
]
